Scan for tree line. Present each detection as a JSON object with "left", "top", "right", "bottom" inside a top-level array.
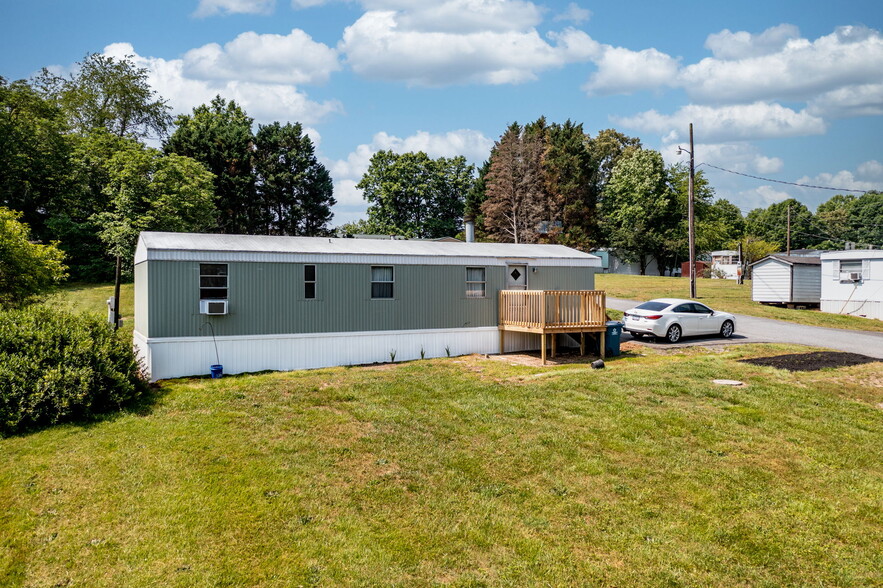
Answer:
[
  {"left": 1, "top": 53, "right": 335, "bottom": 287},
  {"left": 4, "top": 53, "right": 882, "bottom": 304}
]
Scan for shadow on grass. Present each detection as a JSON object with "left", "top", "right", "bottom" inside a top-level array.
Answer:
[{"left": 1, "top": 381, "right": 169, "bottom": 440}]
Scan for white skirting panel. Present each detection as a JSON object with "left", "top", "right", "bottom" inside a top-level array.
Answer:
[
  {"left": 134, "top": 327, "right": 542, "bottom": 381},
  {"left": 821, "top": 299, "right": 883, "bottom": 321}
]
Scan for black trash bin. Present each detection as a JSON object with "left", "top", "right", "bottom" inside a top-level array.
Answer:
[{"left": 605, "top": 321, "right": 623, "bottom": 357}]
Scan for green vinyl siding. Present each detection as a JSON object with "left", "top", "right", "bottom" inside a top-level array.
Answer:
[{"left": 146, "top": 260, "right": 595, "bottom": 338}]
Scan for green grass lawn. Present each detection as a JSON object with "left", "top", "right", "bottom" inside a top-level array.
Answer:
[
  {"left": 598, "top": 273, "right": 883, "bottom": 332},
  {"left": 3, "top": 345, "right": 882, "bottom": 586}
]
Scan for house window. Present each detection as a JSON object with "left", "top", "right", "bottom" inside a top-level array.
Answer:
[
  {"left": 304, "top": 264, "right": 316, "bottom": 299},
  {"left": 200, "top": 263, "right": 228, "bottom": 299},
  {"left": 466, "top": 267, "right": 486, "bottom": 298},
  {"left": 371, "top": 266, "right": 394, "bottom": 299}
]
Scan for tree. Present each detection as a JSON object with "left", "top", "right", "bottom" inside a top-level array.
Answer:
[
  {"left": 745, "top": 199, "right": 817, "bottom": 250},
  {"left": 36, "top": 53, "right": 172, "bottom": 141},
  {"left": 254, "top": 122, "right": 335, "bottom": 236},
  {"left": 850, "top": 191, "right": 883, "bottom": 247},
  {"left": 0, "top": 207, "right": 67, "bottom": 308},
  {"left": 0, "top": 77, "right": 71, "bottom": 237},
  {"left": 588, "top": 129, "right": 642, "bottom": 190},
  {"left": 92, "top": 142, "right": 216, "bottom": 269},
  {"left": 357, "top": 150, "right": 473, "bottom": 239},
  {"left": 601, "top": 148, "right": 679, "bottom": 275},
  {"left": 543, "top": 120, "right": 599, "bottom": 249},
  {"left": 165, "top": 96, "right": 257, "bottom": 234},
  {"left": 481, "top": 123, "right": 545, "bottom": 243}
]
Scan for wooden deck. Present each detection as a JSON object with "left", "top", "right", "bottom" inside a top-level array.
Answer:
[{"left": 498, "top": 290, "right": 608, "bottom": 364}]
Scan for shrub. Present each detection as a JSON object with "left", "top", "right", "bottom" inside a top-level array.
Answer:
[{"left": 0, "top": 305, "right": 147, "bottom": 435}]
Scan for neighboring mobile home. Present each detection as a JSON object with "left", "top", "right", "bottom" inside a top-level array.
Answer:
[
  {"left": 710, "top": 250, "right": 741, "bottom": 280},
  {"left": 750, "top": 254, "right": 821, "bottom": 306},
  {"left": 820, "top": 250, "right": 883, "bottom": 320},
  {"left": 134, "top": 232, "right": 603, "bottom": 380}
]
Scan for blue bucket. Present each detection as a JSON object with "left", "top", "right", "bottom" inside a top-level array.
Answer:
[{"left": 210, "top": 364, "right": 223, "bottom": 378}]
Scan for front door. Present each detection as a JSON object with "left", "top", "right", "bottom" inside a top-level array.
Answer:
[{"left": 507, "top": 265, "right": 527, "bottom": 290}]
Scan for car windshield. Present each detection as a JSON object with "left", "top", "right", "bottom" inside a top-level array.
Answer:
[{"left": 636, "top": 301, "right": 671, "bottom": 311}]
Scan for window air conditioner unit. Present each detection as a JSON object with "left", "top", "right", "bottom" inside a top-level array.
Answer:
[
  {"left": 200, "top": 299, "right": 228, "bottom": 315},
  {"left": 848, "top": 272, "right": 862, "bottom": 282}
]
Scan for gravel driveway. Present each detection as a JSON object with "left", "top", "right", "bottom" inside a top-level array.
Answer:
[{"left": 607, "top": 297, "right": 883, "bottom": 360}]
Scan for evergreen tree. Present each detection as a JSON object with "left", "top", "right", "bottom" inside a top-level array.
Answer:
[
  {"left": 481, "top": 123, "right": 545, "bottom": 243},
  {"left": 165, "top": 96, "right": 257, "bottom": 234},
  {"left": 254, "top": 122, "right": 335, "bottom": 236}
]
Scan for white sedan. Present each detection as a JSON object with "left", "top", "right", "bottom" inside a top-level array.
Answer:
[{"left": 622, "top": 298, "right": 736, "bottom": 343}]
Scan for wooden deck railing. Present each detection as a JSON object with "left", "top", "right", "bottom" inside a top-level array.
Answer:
[
  {"left": 499, "top": 290, "right": 606, "bottom": 331},
  {"left": 498, "top": 289, "right": 608, "bottom": 363}
]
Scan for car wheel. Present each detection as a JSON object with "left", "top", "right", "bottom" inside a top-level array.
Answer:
[
  {"left": 720, "top": 320, "right": 734, "bottom": 338},
  {"left": 665, "top": 324, "right": 682, "bottom": 343}
]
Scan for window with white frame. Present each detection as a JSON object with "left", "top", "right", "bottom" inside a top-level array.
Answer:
[
  {"left": 199, "top": 263, "right": 228, "bottom": 299},
  {"left": 466, "top": 267, "right": 486, "bottom": 298},
  {"left": 371, "top": 266, "right": 394, "bottom": 299},
  {"left": 304, "top": 264, "right": 316, "bottom": 299}
]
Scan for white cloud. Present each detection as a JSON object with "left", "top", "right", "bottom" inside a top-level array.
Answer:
[
  {"left": 795, "top": 169, "right": 882, "bottom": 193},
  {"left": 554, "top": 2, "right": 591, "bottom": 24},
  {"left": 751, "top": 185, "right": 792, "bottom": 206},
  {"left": 681, "top": 25, "right": 883, "bottom": 104},
  {"left": 704, "top": 24, "right": 800, "bottom": 60},
  {"left": 194, "top": 0, "right": 275, "bottom": 17},
  {"left": 807, "top": 83, "right": 883, "bottom": 119},
  {"left": 182, "top": 29, "right": 340, "bottom": 85},
  {"left": 615, "top": 102, "right": 826, "bottom": 143},
  {"left": 661, "top": 142, "right": 782, "bottom": 176},
  {"left": 339, "top": 9, "right": 598, "bottom": 86},
  {"left": 753, "top": 155, "right": 784, "bottom": 175},
  {"left": 583, "top": 46, "right": 679, "bottom": 96},
  {"left": 857, "top": 160, "right": 883, "bottom": 180},
  {"left": 392, "top": 0, "right": 542, "bottom": 33},
  {"left": 102, "top": 43, "right": 342, "bottom": 126}
]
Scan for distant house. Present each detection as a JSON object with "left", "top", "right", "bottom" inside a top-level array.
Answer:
[
  {"left": 592, "top": 249, "right": 663, "bottom": 275},
  {"left": 820, "top": 250, "right": 883, "bottom": 320},
  {"left": 750, "top": 254, "right": 821, "bottom": 307},
  {"left": 710, "top": 250, "right": 741, "bottom": 280},
  {"left": 134, "top": 232, "right": 604, "bottom": 380}
]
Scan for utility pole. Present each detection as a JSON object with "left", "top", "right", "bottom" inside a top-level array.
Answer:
[
  {"left": 786, "top": 204, "right": 791, "bottom": 255},
  {"left": 677, "top": 124, "right": 697, "bottom": 299},
  {"left": 113, "top": 255, "right": 121, "bottom": 331},
  {"left": 688, "top": 123, "right": 696, "bottom": 299}
]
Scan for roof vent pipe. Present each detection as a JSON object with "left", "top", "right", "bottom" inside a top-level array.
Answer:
[{"left": 464, "top": 215, "right": 475, "bottom": 243}]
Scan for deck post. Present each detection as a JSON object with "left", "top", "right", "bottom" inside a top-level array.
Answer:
[
  {"left": 541, "top": 333, "right": 546, "bottom": 365},
  {"left": 580, "top": 332, "right": 585, "bottom": 356},
  {"left": 551, "top": 332, "right": 556, "bottom": 359},
  {"left": 499, "top": 328, "right": 505, "bottom": 355},
  {"left": 600, "top": 331, "right": 606, "bottom": 359}
]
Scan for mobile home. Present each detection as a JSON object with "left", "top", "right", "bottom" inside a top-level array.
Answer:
[
  {"left": 820, "top": 250, "right": 883, "bottom": 320},
  {"left": 134, "top": 232, "right": 603, "bottom": 380}
]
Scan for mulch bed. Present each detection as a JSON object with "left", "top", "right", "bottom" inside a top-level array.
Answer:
[{"left": 740, "top": 351, "right": 879, "bottom": 372}]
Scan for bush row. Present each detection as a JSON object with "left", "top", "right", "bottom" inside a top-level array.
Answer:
[{"left": 0, "top": 305, "right": 147, "bottom": 435}]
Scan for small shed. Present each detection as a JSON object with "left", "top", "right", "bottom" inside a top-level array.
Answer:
[
  {"left": 820, "top": 250, "right": 883, "bottom": 320},
  {"left": 134, "top": 232, "right": 604, "bottom": 380},
  {"left": 750, "top": 254, "right": 821, "bottom": 306}
]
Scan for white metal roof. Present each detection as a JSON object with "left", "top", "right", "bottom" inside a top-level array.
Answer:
[
  {"left": 820, "top": 249, "right": 883, "bottom": 261},
  {"left": 134, "top": 232, "right": 602, "bottom": 267}
]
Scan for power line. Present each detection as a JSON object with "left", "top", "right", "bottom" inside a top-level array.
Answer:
[{"left": 698, "top": 162, "right": 873, "bottom": 193}]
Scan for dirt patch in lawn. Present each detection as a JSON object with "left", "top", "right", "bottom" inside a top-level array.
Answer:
[{"left": 740, "top": 351, "right": 879, "bottom": 372}]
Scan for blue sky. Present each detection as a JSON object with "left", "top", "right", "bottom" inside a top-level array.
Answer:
[{"left": 2, "top": 0, "right": 881, "bottom": 226}]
